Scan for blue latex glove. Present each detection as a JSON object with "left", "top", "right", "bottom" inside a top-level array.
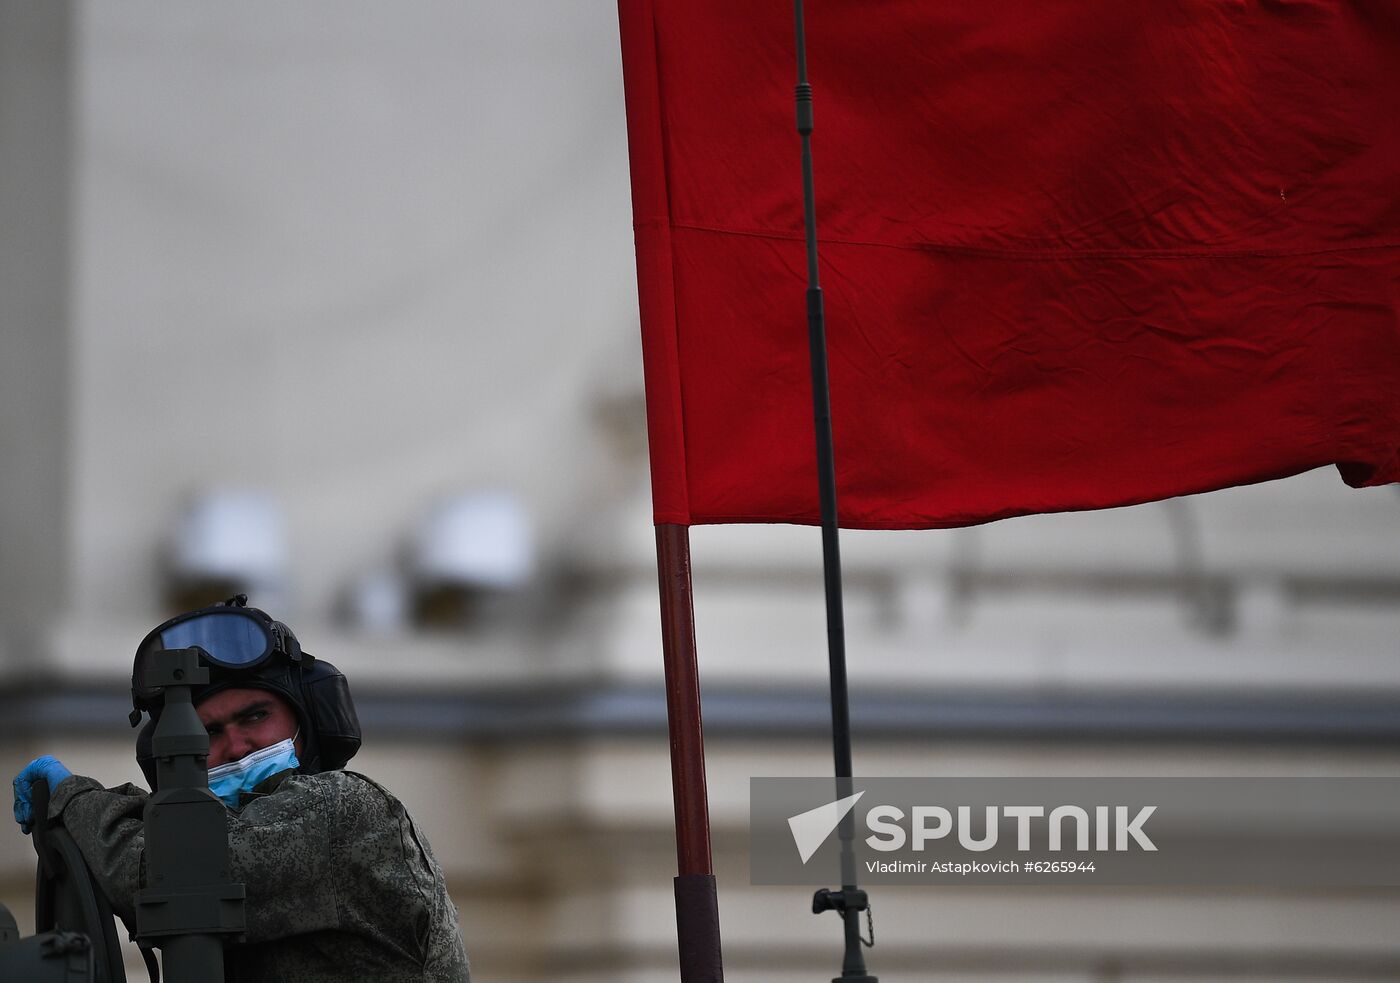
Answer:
[{"left": 12, "top": 755, "right": 73, "bottom": 835}]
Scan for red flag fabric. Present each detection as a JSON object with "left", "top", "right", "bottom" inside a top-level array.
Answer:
[{"left": 619, "top": 1, "right": 1400, "bottom": 529}]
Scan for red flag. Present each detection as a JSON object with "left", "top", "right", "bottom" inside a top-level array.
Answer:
[{"left": 619, "top": 1, "right": 1400, "bottom": 529}]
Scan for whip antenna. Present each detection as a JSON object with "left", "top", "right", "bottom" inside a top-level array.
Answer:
[{"left": 794, "top": 2, "right": 877, "bottom": 980}]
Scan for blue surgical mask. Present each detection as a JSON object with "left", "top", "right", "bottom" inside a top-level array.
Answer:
[{"left": 207, "top": 734, "right": 300, "bottom": 807}]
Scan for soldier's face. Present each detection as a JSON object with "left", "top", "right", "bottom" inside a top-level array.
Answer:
[{"left": 197, "top": 687, "right": 303, "bottom": 768}]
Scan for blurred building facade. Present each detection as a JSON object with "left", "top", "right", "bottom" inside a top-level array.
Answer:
[{"left": 2, "top": 3, "right": 1400, "bottom": 981}]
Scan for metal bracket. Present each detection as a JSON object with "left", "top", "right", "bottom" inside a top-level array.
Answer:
[{"left": 812, "top": 889, "right": 874, "bottom": 948}]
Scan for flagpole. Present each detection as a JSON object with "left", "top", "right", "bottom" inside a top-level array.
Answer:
[
  {"left": 656, "top": 523, "right": 725, "bottom": 982},
  {"left": 793, "top": 2, "right": 877, "bottom": 980}
]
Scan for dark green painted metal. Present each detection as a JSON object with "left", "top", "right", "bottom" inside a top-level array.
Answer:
[{"left": 135, "top": 648, "right": 246, "bottom": 983}]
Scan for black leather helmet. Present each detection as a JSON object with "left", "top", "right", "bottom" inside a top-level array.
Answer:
[{"left": 131, "top": 596, "right": 361, "bottom": 789}]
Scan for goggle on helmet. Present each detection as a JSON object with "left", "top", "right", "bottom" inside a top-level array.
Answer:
[{"left": 130, "top": 595, "right": 308, "bottom": 717}]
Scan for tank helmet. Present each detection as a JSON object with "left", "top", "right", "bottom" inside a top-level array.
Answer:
[{"left": 131, "top": 596, "right": 361, "bottom": 790}]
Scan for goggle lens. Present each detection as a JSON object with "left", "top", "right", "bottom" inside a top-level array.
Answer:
[{"left": 158, "top": 610, "right": 271, "bottom": 668}]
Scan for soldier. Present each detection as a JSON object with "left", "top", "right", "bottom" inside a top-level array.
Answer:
[{"left": 12, "top": 598, "right": 471, "bottom": 982}]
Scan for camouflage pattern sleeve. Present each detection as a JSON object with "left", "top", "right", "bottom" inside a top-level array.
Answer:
[
  {"left": 49, "top": 770, "right": 469, "bottom": 981},
  {"left": 231, "top": 771, "right": 454, "bottom": 959},
  {"left": 226, "top": 771, "right": 471, "bottom": 981},
  {"left": 48, "top": 772, "right": 351, "bottom": 944},
  {"left": 223, "top": 772, "right": 340, "bottom": 942},
  {"left": 46, "top": 775, "right": 148, "bottom": 931}
]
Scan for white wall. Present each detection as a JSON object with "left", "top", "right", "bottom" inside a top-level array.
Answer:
[{"left": 63, "top": 0, "right": 642, "bottom": 633}]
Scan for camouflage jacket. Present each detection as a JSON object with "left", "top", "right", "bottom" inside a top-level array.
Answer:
[{"left": 48, "top": 769, "right": 471, "bottom": 982}]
